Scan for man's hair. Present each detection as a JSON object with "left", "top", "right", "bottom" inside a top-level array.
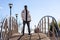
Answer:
[{"left": 24, "top": 5, "right": 27, "bottom": 8}]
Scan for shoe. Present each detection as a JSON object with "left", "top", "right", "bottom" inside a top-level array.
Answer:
[
  {"left": 22, "top": 33, "right": 24, "bottom": 35},
  {"left": 28, "top": 33, "right": 31, "bottom": 35}
]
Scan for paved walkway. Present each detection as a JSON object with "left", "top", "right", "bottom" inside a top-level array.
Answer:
[{"left": 9, "top": 33, "right": 50, "bottom": 40}]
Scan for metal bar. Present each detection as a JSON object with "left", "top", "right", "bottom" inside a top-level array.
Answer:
[
  {"left": 40, "top": 22, "right": 41, "bottom": 32},
  {"left": 42, "top": 19, "right": 43, "bottom": 33},
  {"left": 47, "top": 17, "right": 49, "bottom": 37},
  {"left": 0, "top": 22, "right": 3, "bottom": 40},
  {"left": 44, "top": 17, "right": 46, "bottom": 33}
]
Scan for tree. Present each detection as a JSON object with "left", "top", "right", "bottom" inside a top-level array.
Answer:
[
  {"left": 49, "top": 21, "right": 59, "bottom": 37},
  {"left": 58, "top": 21, "right": 60, "bottom": 29}
]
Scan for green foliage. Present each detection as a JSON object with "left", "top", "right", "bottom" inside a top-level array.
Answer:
[{"left": 58, "top": 21, "right": 60, "bottom": 28}]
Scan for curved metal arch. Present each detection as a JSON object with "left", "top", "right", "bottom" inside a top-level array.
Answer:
[
  {"left": 38, "top": 15, "right": 57, "bottom": 25},
  {"left": 2, "top": 17, "right": 7, "bottom": 29},
  {"left": 0, "top": 17, "right": 7, "bottom": 40},
  {"left": 1, "top": 16, "right": 18, "bottom": 40},
  {"left": 37, "top": 15, "right": 59, "bottom": 40},
  {"left": 37, "top": 15, "right": 59, "bottom": 31},
  {"left": 1, "top": 16, "right": 18, "bottom": 33},
  {"left": 38, "top": 15, "right": 59, "bottom": 30}
]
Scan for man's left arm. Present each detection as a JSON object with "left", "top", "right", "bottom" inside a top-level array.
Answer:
[{"left": 28, "top": 11, "right": 31, "bottom": 22}]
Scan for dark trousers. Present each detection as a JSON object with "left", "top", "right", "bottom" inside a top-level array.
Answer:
[{"left": 22, "top": 21, "right": 31, "bottom": 35}]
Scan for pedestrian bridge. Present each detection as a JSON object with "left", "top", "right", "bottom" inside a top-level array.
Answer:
[
  {"left": 0, "top": 15, "right": 60, "bottom": 40},
  {"left": 36, "top": 15, "right": 60, "bottom": 40}
]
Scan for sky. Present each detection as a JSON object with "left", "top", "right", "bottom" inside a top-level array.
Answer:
[{"left": 0, "top": 0, "right": 60, "bottom": 33}]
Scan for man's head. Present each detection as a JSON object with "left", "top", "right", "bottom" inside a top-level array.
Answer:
[{"left": 24, "top": 5, "right": 27, "bottom": 10}]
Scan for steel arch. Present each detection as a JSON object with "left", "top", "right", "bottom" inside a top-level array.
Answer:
[{"left": 37, "top": 15, "right": 59, "bottom": 40}]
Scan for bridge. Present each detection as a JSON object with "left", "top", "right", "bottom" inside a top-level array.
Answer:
[
  {"left": 36, "top": 15, "right": 60, "bottom": 40},
  {"left": 0, "top": 15, "right": 60, "bottom": 40}
]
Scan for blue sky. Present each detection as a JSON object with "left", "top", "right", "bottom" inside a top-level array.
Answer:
[{"left": 0, "top": 0, "right": 60, "bottom": 33}]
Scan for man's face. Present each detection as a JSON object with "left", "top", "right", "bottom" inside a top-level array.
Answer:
[{"left": 24, "top": 6, "right": 27, "bottom": 10}]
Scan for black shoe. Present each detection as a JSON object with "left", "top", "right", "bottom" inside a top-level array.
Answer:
[
  {"left": 22, "top": 34, "right": 24, "bottom": 35},
  {"left": 28, "top": 33, "right": 31, "bottom": 35}
]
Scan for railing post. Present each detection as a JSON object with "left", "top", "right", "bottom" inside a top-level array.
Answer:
[
  {"left": 44, "top": 17, "right": 46, "bottom": 33},
  {"left": 40, "top": 22, "right": 41, "bottom": 32},
  {"left": 1, "top": 22, "right": 2, "bottom": 40},
  {"left": 47, "top": 17, "right": 49, "bottom": 37},
  {"left": 42, "top": 19, "right": 43, "bottom": 33}
]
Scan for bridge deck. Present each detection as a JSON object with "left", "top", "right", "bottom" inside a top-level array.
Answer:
[{"left": 9, "top": 33, "right": 50, "bottom": 40}]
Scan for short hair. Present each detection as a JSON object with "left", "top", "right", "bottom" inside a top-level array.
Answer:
[{"left": 24, "top": 5, "right": 27, "bottom": 8}]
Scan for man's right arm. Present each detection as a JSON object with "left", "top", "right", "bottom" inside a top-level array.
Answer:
[{"left": 21, "top": 10, "right": 24, "bottom": 20}]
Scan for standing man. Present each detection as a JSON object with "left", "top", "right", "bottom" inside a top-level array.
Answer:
[{"left": 21, "top": 5, "right": 31, "bottom": 35}]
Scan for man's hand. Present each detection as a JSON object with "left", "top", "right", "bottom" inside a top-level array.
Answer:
[{"left": 29, "top": 20, "right": 31, "bottom": 22}]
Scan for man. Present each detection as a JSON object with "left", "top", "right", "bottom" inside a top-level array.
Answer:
[{"left": 21, "top": 5, "right": 31, "bottom": 35}]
